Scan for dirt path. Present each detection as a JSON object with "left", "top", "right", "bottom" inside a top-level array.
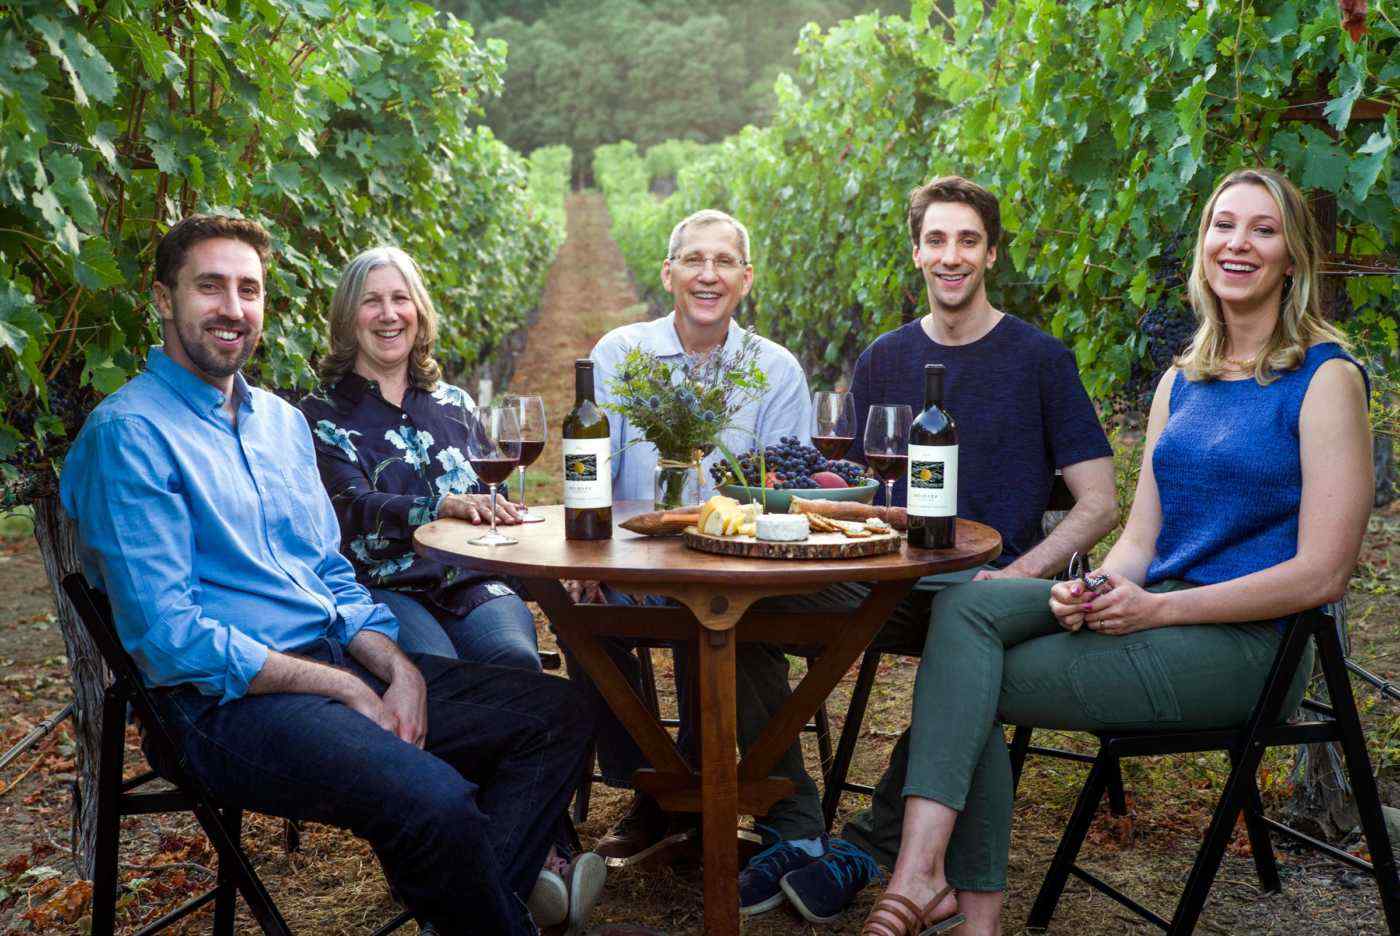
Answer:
[{"left": 507, "top": 190, "right": 647, "bottom": 506}]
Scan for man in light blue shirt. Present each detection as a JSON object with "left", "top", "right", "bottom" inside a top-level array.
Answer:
[
  {"left": 590, "top": 300, "right": 812, "bottom": 501},
  {"left": 60, "top": 214, "right": 591, "bottom": 936},
  {"left": 566, "top": 209, "right": 827, "bottom": 908}
]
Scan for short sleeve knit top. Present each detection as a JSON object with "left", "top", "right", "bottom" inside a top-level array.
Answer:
[{"left": 1146, "top": 342, "right": 1368, "bottom": 588}]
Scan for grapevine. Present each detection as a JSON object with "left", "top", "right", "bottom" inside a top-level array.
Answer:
[
  {"left": 0, "top": 1, "right": 569, "bottom": 507},
  {"left": 596, "top": 2, "right": 1398, "bottom": 414}
]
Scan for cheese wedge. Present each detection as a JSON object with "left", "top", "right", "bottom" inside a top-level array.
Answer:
[{"left": 698, "top": 495, "right": 740, "bottom": 535}]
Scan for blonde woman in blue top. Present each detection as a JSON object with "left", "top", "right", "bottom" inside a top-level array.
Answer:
[{"left": 817, "top": 168, "right": 1373, "bottom": 936}]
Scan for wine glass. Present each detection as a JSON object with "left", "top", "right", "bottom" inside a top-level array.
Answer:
[
  {"left": 810, "top": 390, "right": 856, "bottom": 460},
  {"left": 504, "top": 394, "right": 547, "bottom": 523},
  {"left": 465, "top": 403, "right": 521, "bottom": 546},
  {"left": 863, "top": 404, "right": 912, "bottom": 508}
]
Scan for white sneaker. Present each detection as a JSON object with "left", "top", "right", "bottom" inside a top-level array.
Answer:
[
  {"left": 527, "top": 868, "right": 568, "bottom": 928},
  {"left": 566, "top": 851, "right": 607, "bottom": 933}
]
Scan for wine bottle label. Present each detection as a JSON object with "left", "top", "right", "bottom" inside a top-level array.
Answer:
[
  {"left": 563, "top": 437, "right": 612, "bottom": 509},
  {"left": 906, "top": 444, "right": 958, "bottom": 517}
]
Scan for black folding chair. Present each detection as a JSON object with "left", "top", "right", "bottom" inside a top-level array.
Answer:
[
  {"left": 1026, "top": 607, "right": 1400, "bottom": 934},
  {"left": 61, "top": 573, "right": 412, "bottom": 936}
]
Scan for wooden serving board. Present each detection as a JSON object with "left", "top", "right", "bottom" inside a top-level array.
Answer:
[{"left": 682, "top": 525, "right": 901, "bottom": 560}]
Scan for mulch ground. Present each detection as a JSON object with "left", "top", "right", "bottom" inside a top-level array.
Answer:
[{"left": 2, "top": 194, "right": 1398, "bottom": 934}]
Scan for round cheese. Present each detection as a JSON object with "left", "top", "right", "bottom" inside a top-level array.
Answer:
[{"left": 755, "top": 513, "right": 810, "bottom": 542}]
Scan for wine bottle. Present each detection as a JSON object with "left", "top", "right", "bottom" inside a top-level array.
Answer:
[
  {"left": 907, "top": 364, "right": 958, "bottom": 549},
  {"left": 563, "top": 359, "right": 613, "bottom": 540}
]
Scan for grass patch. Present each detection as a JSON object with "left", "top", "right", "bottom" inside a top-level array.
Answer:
[{"left": 0, "top": 507, "right": 33, "bottom": 540}]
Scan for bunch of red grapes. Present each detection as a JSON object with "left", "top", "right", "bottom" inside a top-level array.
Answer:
[{"left": 709, "top": 437, "right": 867, "bottom": 490}]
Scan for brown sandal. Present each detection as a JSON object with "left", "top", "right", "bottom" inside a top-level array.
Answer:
[{"left": 860, "top": 885, "right": 964, "bottom": 936}]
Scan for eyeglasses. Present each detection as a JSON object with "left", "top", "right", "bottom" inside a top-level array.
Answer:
[{"left": 669, "top": 253, "right": 748, "bottom": 274}]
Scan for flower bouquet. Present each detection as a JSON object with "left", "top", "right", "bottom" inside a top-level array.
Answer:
[{"left": 604, "top": 336, "right": 769, "bottom": 509}]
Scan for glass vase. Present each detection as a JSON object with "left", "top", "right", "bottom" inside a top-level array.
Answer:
[{"left": 653, "top": 458, "right": 699, "bottom": 511}]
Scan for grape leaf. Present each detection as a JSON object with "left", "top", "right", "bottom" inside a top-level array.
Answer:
[
  {"left": 29, "top": 15, "right": 117, "bottom": 107},
  {"left": 1299, "top": 129, "right": 1350, "bottom": 192},
  {"left": 0, "top": 34, "right": 37, "bottom": 95},
  {"left": 31, "top": 188, "right": 81, "bottom": 256},
  {"left": 73, "top": 238, "right": 124, "bottom": 290},
  {"left": 89, "top": 123, "right": 119, "bottom": 171},
  {"left": 1322, "top": 59, "right": 1365, "bottom": 131},
  {"left": 46, "top": 153, "right": 100, "bottom": 231},
  {"left": 1349, "top": 129, "right": 1393, "bottom": 201},
  {"left": 83, "top": 348, "right": 128, "bottom": 394},
  {"left": 0, "top": 279, "right": 42, "bottom": 356}
]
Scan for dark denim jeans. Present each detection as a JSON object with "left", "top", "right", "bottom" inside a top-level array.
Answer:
[
  {"left": 146, "top": 638, "right": 592, "bottom": 936},
  {"left": 371, "top": 587, "right": 541, "bottom": 671}
]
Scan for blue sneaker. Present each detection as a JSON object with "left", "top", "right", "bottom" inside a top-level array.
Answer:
[
  {"left": 738, "top": 835, "right": 826, "bottom": 916},
  {"left": 779, "top": 838, "right": 882, "bottom": 923}
]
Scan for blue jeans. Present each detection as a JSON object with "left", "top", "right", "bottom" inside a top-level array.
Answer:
[
  {"left": 146, "top": 638, "right": 591, "bottom": 935},
  {"left": 372, "top": 587, "right": 540, "bottom": 671}
]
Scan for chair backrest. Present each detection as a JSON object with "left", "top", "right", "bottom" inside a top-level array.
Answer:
[
  {"left": 61, "top": 573, "right": 136, "bottom": 693},
  {"left": 1247, "top": 606, "right": 1333, "bottom": 729},
  {"left": 1041, "top": 470, "right": 1077, "bottom": 542}
]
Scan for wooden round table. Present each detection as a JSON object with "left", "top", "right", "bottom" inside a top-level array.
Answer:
[{"left": 416, "top": 501, "right": 1000, "bottom": 935}]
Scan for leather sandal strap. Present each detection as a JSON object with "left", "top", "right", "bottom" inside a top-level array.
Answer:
[
  {"left": 861, "top": 892, "right": 922, "bottom": 936},
  {"left": 920, "top": 885, "right": 957, "bottom": 925}
]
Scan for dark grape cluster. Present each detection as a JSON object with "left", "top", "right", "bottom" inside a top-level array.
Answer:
[
  {"left": 1118, "top": 233, "right": 1196, "bottom": 417},
  {"left": 708, "top": 436, "right": 867, "bottom": 490},
  {"left": 1, "top": 362, "right": 102, "bottom": 488}
]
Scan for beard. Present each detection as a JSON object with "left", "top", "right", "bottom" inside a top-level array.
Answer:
[{"left": 171, "top": 302, "right": 259, "bottom": 381}]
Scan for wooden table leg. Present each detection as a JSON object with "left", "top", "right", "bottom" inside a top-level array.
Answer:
[
  {"left": 523, "top": 577, "right": 693, "bottom": 778},
  {"left": 644, "top": 584, "right": 775, "bottom": 936},
  {"left": 698, "top": 625, "right": 739, "bottom": 936},
  {"left": 738, "top": 580, "right": 913, "bottom": 784}
]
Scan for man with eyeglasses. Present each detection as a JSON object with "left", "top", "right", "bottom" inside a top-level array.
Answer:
[{"left": 562, "top": 209, "right": 827, "bottom": 910}]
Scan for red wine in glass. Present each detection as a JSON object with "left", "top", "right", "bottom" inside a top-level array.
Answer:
[
  {"left": 866, "top": 453, "right": 907, "bottom": 482},
  {"left": 468, "top": 456, "right": 518, "bottom": 486},
  {"left": 811, "top": 435, "right": 855, "bottom": 459},
  {"left": 863, "top": 403, "right": 912, "bottom": 508},
  {"left": 465, "top": 402, "right": 521, "bottom": 546},
  {"left": 811, "top": 391, "right": 856, "bottom": 461},
  {"left": 506, "top": 394, "right": 548, "bottom": 523}
]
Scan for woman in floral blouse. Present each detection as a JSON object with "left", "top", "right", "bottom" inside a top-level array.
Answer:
[
  {"left": 298, "top": 246, "right": 541, "bottom": 671},
  {"left": 301, "top": 247, "right": 609, "bottom": 932}
]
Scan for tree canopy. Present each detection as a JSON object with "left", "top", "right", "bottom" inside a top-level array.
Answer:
[{"left": 472, "top": 0, "right": 889, "bottom": 170}]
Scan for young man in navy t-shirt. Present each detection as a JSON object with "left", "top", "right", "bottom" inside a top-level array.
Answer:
[
  {"left": 774, "top": 177, "right": 1118, "bottom": 924},
  {"left": 850, "top": 176, "right": 1117, "bottom": 577}
]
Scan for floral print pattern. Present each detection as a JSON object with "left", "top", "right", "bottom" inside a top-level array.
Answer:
[
  {"left": 386, "top": 425, "right": 434, "bottom": 471},
  {"left": 431, "top": 382, "right": 475, "bottom": 412},
  {"left": 434, "top": 446, "right": 478, "bottom": 496},
  {"left": 299, "top": 375, "right": 498, "bottom": 616},
  {"left": 314, "top": 420, "right": 361, "bottom": 462}
]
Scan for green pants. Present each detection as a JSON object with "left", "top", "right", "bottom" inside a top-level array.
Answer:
[{"left": 842, "top": 577, "right": 1312, "bottom": 892}]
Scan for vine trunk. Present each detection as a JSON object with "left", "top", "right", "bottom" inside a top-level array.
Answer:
[{"left": 30, "top": 495, "right": 107, "bottom": 879}]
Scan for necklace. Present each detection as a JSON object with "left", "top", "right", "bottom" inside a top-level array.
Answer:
[{"left": 1224, "top": 356, "right": 1255, "bottom": 369}]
